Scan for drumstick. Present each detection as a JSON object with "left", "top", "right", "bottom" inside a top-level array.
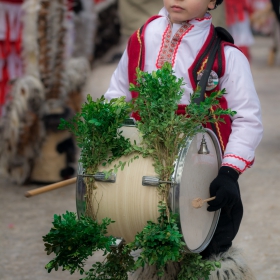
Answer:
[
  {"left": 192, "top": 196, "right": 216, "bottom": 208},
  {"left": 25, "top": 177, "right": 77, "bottom": 198}
]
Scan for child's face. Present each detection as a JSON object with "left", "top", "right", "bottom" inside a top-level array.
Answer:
[{"left": 163, "top": 0, "right": 216, "bottom": 23}]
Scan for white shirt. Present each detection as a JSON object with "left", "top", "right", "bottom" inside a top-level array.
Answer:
[{"left": 104, "top": 9, "right": 263, "bottom": 173}]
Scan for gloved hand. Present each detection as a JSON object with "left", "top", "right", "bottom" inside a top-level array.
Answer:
[{"left": 207, "top": 166, "right": 240, "bottom": 212}]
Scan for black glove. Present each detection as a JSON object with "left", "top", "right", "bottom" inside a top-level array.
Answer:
[{"left": 207, "top": 166, "right": 240, "bottom": 212}]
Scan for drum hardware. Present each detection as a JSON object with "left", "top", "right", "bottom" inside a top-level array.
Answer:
[
  {"left": 142, "top": 176, "right": 175, "bottom": 187},
  {"left": 110, "top": 237, "right": 125, "bottom": 248},
  {"left": 192, "top": 196, "right": 216, "bottom": 209},
  {"left": 82, "top": 172, "right": 116, "bottom": 183},
  {"left": 122, "top": 117, "right": 136, "bottom": 126},
  {"left": 198, "top": 135, "right": 210, "bottom": 154},
  {"left": 75, "top": 127, "right": 222, "bottom": 250}
]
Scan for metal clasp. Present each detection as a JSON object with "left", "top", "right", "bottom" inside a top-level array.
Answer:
[
  {"left": 142, "top": 176, "right": 174, "bottom": 186},
  {"left": 82, "top": 172, "right": 116, "bottom": 183}
]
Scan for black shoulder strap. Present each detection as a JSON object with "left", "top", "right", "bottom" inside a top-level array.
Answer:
[{"left": 193, "top": 27, "right": 234, "bottom": 105}]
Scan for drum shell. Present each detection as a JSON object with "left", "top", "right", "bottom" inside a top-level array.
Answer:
[
  {"left": 76, "top": 126, "right": 160, "bottom": 243},
  {"left": 76, "top": 126, "right": 221, "bottom": 251}
]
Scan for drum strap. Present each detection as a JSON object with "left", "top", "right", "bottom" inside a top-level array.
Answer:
[
  {"left": 193, "top": 27, "right": 234, "bottom": 105},
  {"left": 193, "top": 27, "right": 234, "bottom": 137}
]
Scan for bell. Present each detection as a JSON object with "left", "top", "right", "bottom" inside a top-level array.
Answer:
[{"left": 198, "top": 135, "right": 210, "bottom": 154}]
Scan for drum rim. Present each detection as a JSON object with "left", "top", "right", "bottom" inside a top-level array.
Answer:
[
  {"left": 76, "top": 124, "right": 222, "bottom": 253},
  {"left": 170, "top": 129, "right": 222, "bottom": 253}
]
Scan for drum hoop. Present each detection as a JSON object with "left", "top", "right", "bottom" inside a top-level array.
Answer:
[
  {"left": 170, "top": 128, "right": 222, "bottom": 253},
  {"left": 76, "top": 124, "right": 222, "bottom": 252}
]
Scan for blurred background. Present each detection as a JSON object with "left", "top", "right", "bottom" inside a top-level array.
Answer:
[{"left": 0, "top": 0, "right": 280, "bottom": 279}]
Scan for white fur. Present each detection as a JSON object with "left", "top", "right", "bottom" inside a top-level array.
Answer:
[
  {"left": 64, "top": 57, "right": 90, "bottom": 94},
  {"left": 0, "top": 76, "right": 45, "bottom": 184},
  {"left": 208, "top": 247, "right": 256, "bottom": 280},
  {"left": 21, "top": 0, "right": 40, "bottom": 78}
]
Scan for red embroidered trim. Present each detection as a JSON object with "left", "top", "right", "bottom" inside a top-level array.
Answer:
[
  {"left": 195, "top": 15, "right": 212, "bottom": 21},
  {"left": 172, "top": 25, "right": 194, "bottom": 66},
  {"left": 222, "top": 163, "right": 244, "bottom": 173},
  {"left": 223, "top": 155, "right": 254, "bottom": 173},
  {"left": 156, "top": 25, "right": 170, "bottom": 68},
  {"left": 156, "top": 22, "right": 193, "bottom": 68},
  {"left": 223, "top": 154, "right": 253, "bottom": 166}
]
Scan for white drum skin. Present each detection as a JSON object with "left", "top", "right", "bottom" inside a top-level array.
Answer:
[{"left": 171, "top": 130, "right": 221, "bottom": 252}]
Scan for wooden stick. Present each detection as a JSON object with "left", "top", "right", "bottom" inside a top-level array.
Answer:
[{"left": 25, "top": 177, "right": 77, "bottom": 198}]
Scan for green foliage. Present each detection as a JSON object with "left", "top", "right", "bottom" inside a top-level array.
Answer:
[
  {"left": 177, "top": 253, "right": 221, "bottom": 280},
  {"left": 59, "top": 95, "right": 133, "bottom": 174},
  {"left": 129, "top": 61, "right": 236, "bottom": 200},
  {"left": 81, "top": 245, "right": 134, "bottom": 280},
  {"left": 126, "top": 201, "right": 221, "bottom": 279},
  {"left": 43, "top": 211, "right": 115, "bottom": 275},
  {"left": 127, "top": 201, "right": 185, "bottom": 277},
  {"left": 44, "top": 63, "right": 228, "bottom": 279}
]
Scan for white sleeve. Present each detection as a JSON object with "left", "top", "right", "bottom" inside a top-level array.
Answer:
[
  {"left": 219, "top": 46, "right": 263, "bottom": 173},
  {"left": 104, "top": 48, "right": 132, "bottom": 101}
]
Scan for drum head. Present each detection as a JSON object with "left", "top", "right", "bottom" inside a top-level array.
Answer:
[{"left": 171, "top": 129, "right": 222, "bottom": 253}]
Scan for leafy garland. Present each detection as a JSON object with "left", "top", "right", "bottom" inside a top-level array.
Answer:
[
  {"left": 58, "top": 95, "right": 134, "bottom": 218},
  {"left": 130, "top": 63, "right": 235, "bottom": 207},
  {"left": 43, "top": 62, "right": 235, "bottom": 279}
]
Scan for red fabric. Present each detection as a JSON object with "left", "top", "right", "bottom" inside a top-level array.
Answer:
[
  {"left": 224, "top": 0, "right": 253, "bottom": 25},
  {"left": 127, "top": 15, "right": 162, "bottom": 99},
  {"left": 0, "top": 1, "right": 23, "bottom": 107},
  {"left": 0, "top": 61, "right": 9, "bottom": 105},
  {"left": 238, "top": 46, "right": 251, "bottom": 62}
]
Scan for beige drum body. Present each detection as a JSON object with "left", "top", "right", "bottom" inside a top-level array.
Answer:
[
  {"left": 76, "top": 125, "right": 160, "bottom": 243},
  {"left": 76, "top": 125, "right": 221, "bottom": 251}
]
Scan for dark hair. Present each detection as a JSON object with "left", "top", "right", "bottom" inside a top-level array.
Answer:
[
  {"left": 216, "top": 0, "right": 223, "bottom": 5},
  {"left": 209, "top": 0, "right": 223, "bottom": 10}
]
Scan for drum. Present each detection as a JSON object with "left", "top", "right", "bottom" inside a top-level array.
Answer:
[{"left": 76, "top": 122, "right": 222, "bottom": 253}]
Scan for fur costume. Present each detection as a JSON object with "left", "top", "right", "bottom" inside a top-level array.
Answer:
[
  {"left": 0, "top": 75, "right": 45, "bottom": 184},
  {"left": 71, "top": 0, "right": 97, "bottom": 62},
  {"left": 127, "top": 247, "right": 256, "bottom": 280},
  {"left": 30, "top": 56, "right": 90, "bottom": 183},
  {"left": 0, "top": 1, "right": 24, "bottom": 108},
  {"left": 0, "top": 0, "right": 90, "bottom": 185},
  {"left": 128, "top": 262, "right": 180, "bottom": 280},
  {"left": 127, "top": 250, "right": 180, "bottom": 280},
  {"left": 30, "top": 99, "right": 76, "bottom": 184},
  {"left": 208, "top": 247, "right": 256, "bottom": 280}
]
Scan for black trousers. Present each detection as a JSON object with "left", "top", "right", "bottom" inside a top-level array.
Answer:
[{"left": 200, "top": 183, "right": 243, "bottom": 259}]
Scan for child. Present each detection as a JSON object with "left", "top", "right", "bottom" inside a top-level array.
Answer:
[{"left": 105, "top": 0, "right": 263, "bottom": 278}]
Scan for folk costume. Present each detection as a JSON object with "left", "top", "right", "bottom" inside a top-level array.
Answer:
[
  {"left": 0, "top": 0, "right": 90, "bottom": 184},
  {"left": 224, "top": 0, "right": 254, "bottom": 61},
  {"left": 0, "top": 0, "right": 24, "bottom": 113},
  {"left": 105, "top": 7, "right": 262, "bottom": 279}
]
